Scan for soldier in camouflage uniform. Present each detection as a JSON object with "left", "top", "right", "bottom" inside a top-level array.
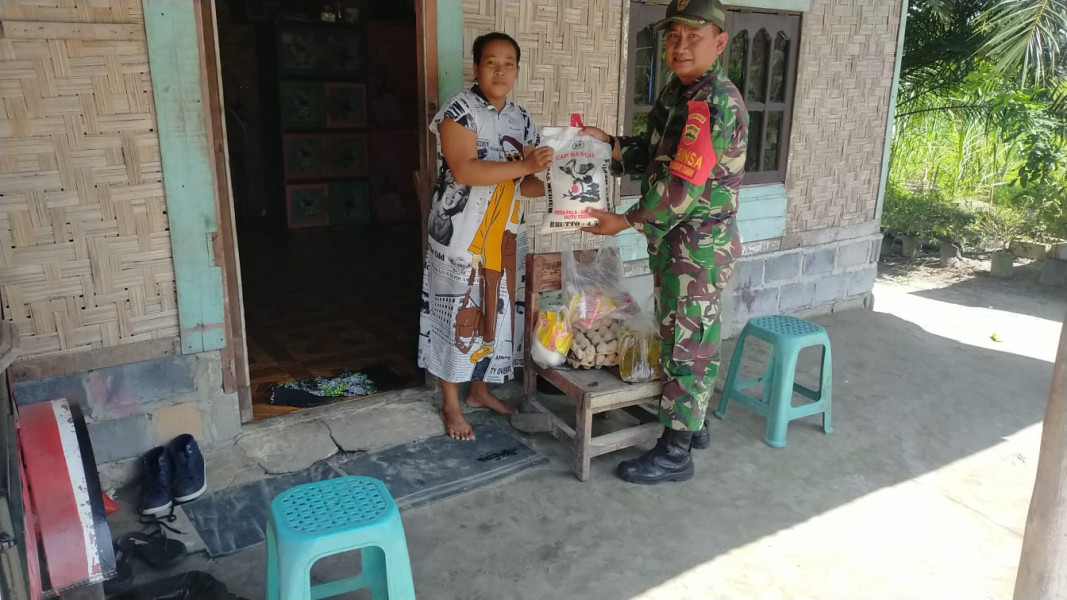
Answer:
[{"left": 580, "top": 0, "right": 748, "bottom": 484}]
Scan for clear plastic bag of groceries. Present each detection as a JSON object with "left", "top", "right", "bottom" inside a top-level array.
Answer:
[
  {"left": 531, "top": 305, "right": 572, "bottom": 369},
  {"left": 561, "top": 240, "right": 638, "bottom": 330},
  {"left": 618, "top": 298, "right": 661, "bottom": 383}
]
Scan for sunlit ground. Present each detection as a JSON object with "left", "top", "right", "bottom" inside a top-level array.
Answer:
[{"left": 630, "top": 277, "right": 1061, "bottom": 600}]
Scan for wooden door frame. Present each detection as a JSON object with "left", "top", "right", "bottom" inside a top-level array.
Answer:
[
  {"left": 194, "top": 0, "right": 252, "bottom": 421},
  {"left": 416, "top": 0, "right": 440, "bottom": 225},
  {"left": 415, "top": 1, "right": 439, "bottom": 387},
  {"left": 196, "top": 0, "right": 440, "bottom": 419}
]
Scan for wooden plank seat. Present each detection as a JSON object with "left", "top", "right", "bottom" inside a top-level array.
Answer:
[{"left": 523, "top": 252, "right": 663, "bottom": 481}]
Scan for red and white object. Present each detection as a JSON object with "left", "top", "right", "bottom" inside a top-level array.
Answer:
[{"left": 18, "top": 398, "right": 115, "bottom": 595}]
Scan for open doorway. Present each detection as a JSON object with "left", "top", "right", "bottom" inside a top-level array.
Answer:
[{"left": 215, "top": 0, "right": 425, "bottom": 420}]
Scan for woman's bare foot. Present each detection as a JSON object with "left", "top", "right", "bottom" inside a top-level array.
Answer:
[
  {"left": 466, "top": 382, "right": 517, "bottom": 415},
  {"left": 441, "top": 402, "right": 476, "bottom": 441},
  {"left": 440, "top": 381, "right": 475, "bottom": 441}
]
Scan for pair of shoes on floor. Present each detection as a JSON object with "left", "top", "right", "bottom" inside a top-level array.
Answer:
[{"left": 141, "top": 433, "right": 207, "bottom": 516}]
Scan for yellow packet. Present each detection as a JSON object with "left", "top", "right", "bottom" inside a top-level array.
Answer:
[{"left": 536, "top": 308, "right": 572, "bottom": 355}]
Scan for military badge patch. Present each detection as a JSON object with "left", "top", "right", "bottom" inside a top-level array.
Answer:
[{"left": 668, "top": 101, "right": 716, "bottom": 185}]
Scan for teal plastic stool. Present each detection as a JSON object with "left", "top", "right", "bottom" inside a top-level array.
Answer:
[
  {"left": 714, "top": 315, "right": 832, "bottom": 447},
  {"left": 265, "top": 476, "right": 416, "bottom": 600}
]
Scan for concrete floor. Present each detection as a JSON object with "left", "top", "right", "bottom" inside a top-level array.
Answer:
[{"left": 110, "top": 271, "right": 1065, "bottom": 600}]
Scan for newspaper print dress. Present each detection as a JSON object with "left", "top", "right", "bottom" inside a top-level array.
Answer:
[{"left": 418, "top": 87, "right": 540, "bottom": 384}]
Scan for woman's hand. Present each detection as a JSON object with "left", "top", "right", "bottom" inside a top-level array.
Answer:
[
  {"left": 580, "top": 208, "right": 631, "bottom": 236},
  {"left": 520, "top": 175, "right": 546, "bottom": 198},
  {"left": 579, "top": 127, "right": 610, "bottom": 143},
  {"left": 522, "top": 146, "right": 553, "bottom": 175}
]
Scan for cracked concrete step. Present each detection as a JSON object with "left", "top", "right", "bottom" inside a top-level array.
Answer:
[
  {"left": 322, "top": 401, "right": 444, "bottom": 453},
  {"left": 236, "top": 419, "right": 338, "bottom": 474},
  {"left": 232, "top": 400, "right": 448, "bottom": 475}
]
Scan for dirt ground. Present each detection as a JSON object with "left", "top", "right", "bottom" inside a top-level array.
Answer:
[{"left": 879, "top": 252, "right": 1050, "bottom": 295}]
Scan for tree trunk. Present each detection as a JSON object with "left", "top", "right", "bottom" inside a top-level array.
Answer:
[{"left": 1014, "top": 312, "right": 1067, "bottom": 600}]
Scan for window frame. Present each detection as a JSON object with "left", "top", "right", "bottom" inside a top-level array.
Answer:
[
  {"left": 621, "top": 4, "right": 802, "bottom": 188},
  {"left": 723, "top": 10, "right": 801, "bottom": 185},
  {"left": 620, "top": 2, "right": 671, "bottom": 197}
]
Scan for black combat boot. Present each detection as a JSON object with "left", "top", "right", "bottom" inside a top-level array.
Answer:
[
  {"left": 692, "top": 419, "right": 711, "bottom": 449},
  {"left": 616, "top": 428, "right": 694, "bottom": 484}
]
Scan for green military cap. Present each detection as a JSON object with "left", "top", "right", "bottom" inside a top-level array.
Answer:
[{"left": 654, "top": 0, "right": 727, "bottom": 32}]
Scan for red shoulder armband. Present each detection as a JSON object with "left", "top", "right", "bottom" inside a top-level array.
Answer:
[{"left": 668, "top": 101, "right": 717, "bottom": 185}]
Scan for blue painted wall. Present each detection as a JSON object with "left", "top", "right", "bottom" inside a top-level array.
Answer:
[
  {"left": 143, "top": 0, "right": 227, "bottom": 354},
  {"left": 615, "top": 184, "right": 788, "bottom": 262}
]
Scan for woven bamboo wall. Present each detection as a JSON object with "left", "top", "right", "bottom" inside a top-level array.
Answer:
[
  {"left": 0, "top": 0, "right": 179, "bottom": 357},
  {"left": 784, "top": 0, "right": 901, "bottom": 234},
  {"left": 462, "top": 0, "right": 624, "bottom": 253}
]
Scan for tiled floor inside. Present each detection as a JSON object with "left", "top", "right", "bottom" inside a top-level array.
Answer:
[{"left": 238, "top": 224, "right": 425, "bottom": 420}]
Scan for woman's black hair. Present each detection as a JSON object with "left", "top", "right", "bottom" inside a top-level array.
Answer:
[{"left": 472, "top": 32, "right": 521, "bottom": 65}]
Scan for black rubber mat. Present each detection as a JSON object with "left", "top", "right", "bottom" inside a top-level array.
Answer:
[{"left": 181, "top": 421, "right": 545, "bottom": 557}]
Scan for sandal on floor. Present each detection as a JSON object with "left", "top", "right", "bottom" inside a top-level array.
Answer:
[
  {"left": 120, "top": 529, "right": 187, "bottom": 570},
  {"left": 103, "top": 541, "right": 135, "bottom": 595}
]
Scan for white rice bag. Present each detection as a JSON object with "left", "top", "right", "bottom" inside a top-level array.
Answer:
[{"left": 540, "top": 127, "right": 613, "bottom": 233}]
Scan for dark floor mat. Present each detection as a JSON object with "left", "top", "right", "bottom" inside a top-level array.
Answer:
[
  {"left": 180, "top": 422, "right": 545, "bottom": 557},
  {"left": 267, "top": 364, "right": 408, "bottom": 407}
]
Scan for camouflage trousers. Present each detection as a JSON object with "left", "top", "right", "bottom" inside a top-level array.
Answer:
[
  {"left": 650, "top": 221, "right": 738, "bottom": 431},
  {"left": 656, "top": 285, "right": 723, "bottom": 431}
]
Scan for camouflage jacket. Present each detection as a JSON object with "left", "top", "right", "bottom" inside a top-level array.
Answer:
[{"left": 616, "top": 62, "right": 748, "bottom": 291}]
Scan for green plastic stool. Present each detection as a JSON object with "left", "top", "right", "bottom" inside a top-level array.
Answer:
[
  {"left": 714, "top": 315, "right": 832, "bottom": 447},
  {"left": 265, "top": 476, "right": 416, "bottom": 600}
]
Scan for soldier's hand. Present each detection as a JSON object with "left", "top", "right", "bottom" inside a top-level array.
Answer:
[
  {"left": 578, "top": 127, "right": 610, "bottom": 144},
  {"left": 523, "top": 146, "right": 553, "bottom": 174},
  {"left": 581, "top": 209, "right": 631, "bottom": 236}
]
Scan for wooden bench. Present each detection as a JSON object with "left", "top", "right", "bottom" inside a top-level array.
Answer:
[{"left": 523, "top": 252, "right": 663, "bottom": 481}]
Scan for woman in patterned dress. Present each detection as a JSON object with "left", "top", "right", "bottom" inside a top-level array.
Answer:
[{"left": 418, "top": 33, "right": 551, "bottom": 440}]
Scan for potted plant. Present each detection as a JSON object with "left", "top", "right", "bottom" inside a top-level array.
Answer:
[
  {"left": 882, "top": 188, "right": 929, "bottom": 259},
  {"left": 976, "top": 206, "right": 1025, "bottom": 278},
  {"left": 930, "top": 201, "right": 973, "bottom": 269}
]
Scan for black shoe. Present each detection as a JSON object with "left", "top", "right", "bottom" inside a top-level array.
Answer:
[
  {"left": 168, "top": 434, "right": 206, "bottom": 504},
  {"left": 692, "top": 420, "right": 710, "bottom": 449},
  {"left": 141, "top": 447, "right": 173, "bottom": 516},
  {"left": 616, "top": 428, "right": 694, "bottom": 485},
  {"left": 121, "top": 529, "right": 187, "bottom": 570},
  {"left": 103, "top": 541, "right": 135, "bottom": 595}
]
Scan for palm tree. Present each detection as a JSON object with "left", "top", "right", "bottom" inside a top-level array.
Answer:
[{"left": 978, "top": 0, "right": 1067, "bottom": 86}]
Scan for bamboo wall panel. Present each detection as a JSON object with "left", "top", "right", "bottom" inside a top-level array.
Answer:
[
  {"left": 0, "top": 0, "right": 143, "bottom": 23},
  {"left": 785, "top": 0, "right": 901, "bottom": 233},
  {"left": 0, "top": 0, "right": 179, "bottom": 357},
  {"left": 462, "top": 0, "right": 624, "bottom": 253}
]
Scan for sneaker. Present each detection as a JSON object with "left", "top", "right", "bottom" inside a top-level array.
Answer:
[
  {"left": 167, "top": 434, "right": 207, "bottom": 504},
  {"left": 140, "top": 447, "right": 173, "bottom": 516}
]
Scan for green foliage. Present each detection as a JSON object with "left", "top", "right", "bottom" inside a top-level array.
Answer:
[
  {"left": 977, "top": 0, "right": 1067, "bottom": 86},
  {"left": 974, "top": 203, "right": 1027, "bottom": 250},
  {"left": 882, "top": 185, "right": 931, "bottom": 239},
  {"left": 1007, "top": 181, "right": 1067, "bottom": 240},
  {"left": 882, "top": 184, "right": 979, "bottom": 246},
  {"left": 888, "top": 0, "right": 1067, "bottom": 246}
]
